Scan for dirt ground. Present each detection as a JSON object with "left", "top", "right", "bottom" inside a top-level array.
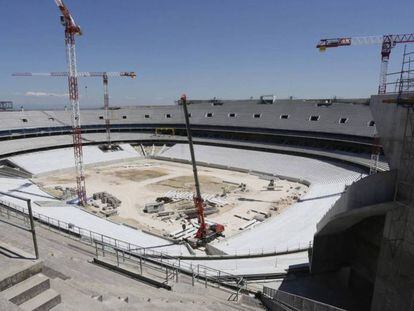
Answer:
[
  {"left": 106, "top": 168, "right": 168, "bottom": 183},
  {"left": 33, "top": 158, "right": 308, "bottom": 238}
]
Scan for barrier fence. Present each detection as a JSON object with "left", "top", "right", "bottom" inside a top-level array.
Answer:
[
  {"left": 0, "top": 193, "right": 38, "bottom": 259},
  {"left": 263, "top": 286, "right": 346, "bottom": 311}
]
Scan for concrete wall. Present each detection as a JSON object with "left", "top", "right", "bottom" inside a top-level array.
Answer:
[
  {"left": 316, "top": 170, "right": 396, "bottom": 234},
  {"left": 310, "top": 165, "right": 398, "bottom": 310},
  {"left": 369, "top": 95, "right": 414, "bottom": 310},
  {"left": 371, "top": 206, "right": 414, "bottom": 310},
  {"left": 311, "top": 216, "right": 385, "bottom": 310},
  {"left": 370, "top": 94, "right": 408, "bottom": 169},
  {"left": 308, "top": 94, "right": 414, "bottom": 310}
]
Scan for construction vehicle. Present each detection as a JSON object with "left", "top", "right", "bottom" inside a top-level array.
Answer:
[{"left": 180, "top": 94, "right": 225, "bottom": 247}]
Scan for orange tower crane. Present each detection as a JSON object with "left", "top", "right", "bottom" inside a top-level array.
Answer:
[
  {"left": 54, "top": 0, "right": 86, "bottom": 205},
  {"left": 13, "top": 71, "right": 137, "bottom": 148},
  {"left": 317, "top": 34, "right": 414, "bottom": 94}
]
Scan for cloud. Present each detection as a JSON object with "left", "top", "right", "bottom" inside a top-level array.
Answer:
[{"left": 25, "top": 91, "right": 68, "bottom": 98}]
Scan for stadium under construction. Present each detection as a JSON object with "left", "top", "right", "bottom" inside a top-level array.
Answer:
[{"left": 1, "top": 1, "right": 414, "bottom": 311}]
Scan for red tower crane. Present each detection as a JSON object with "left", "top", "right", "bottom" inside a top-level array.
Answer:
[
  {"left": 316, "top": 34, "right": 414, "bottom": 94},
  {"left": 13, "top": 71, "right": 137, "bottom": 148},
  {"left": 54, "top": 0, "right": 86, "bottom": 205}
]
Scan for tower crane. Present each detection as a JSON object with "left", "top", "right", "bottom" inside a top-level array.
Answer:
[
  {"left": 316, "top": 34, "right": 414, "bottom": 94},
  {"left": 54, "top": 0, "right": 86, "bottom": 205},
  {"left": 13, "top": 71, "right": 137, "bottom": 148}
]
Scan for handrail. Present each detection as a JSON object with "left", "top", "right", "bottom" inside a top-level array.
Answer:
[
  {"left": 92, "top": 239, "right": 251, "bottom": 298},
  {"left": 0, "top": 199, "right": 252, "bottom": 294},
  {"left": 263, "top": 286, "right": 346, "bottom": 311},
  {"left": 0, "top": 195, "right": 312, "bottom": 257},
  {"left": 0, "top": 195, "right": 38, "bottom": 259}
]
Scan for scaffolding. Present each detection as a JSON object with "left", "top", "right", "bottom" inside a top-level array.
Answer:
[
  {"left": 386, "top": 46, "right": 414, "bottom": 94},
  {"left": 386, "top": 46, "right": 414, "bottom": 260},
  {"left": 371, "top": 46, "right": 414, "bottom": 310}
]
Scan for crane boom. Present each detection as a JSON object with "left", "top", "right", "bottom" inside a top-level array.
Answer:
[
  {"left": 316, "top": 36, "right": 383, "bottom": 50},
  {"left": 317, "top": 33, "right": 414, "bottom": 94},
  {"left": 12, "top": 72, "right": 136, "bottom": 78},
  {"left": 12, "top": 71, "right": 136, "bottom": 147},
  {"left": 54, "top": 0, "right": 86, "bottom": 205},
  {"left": 179, "top": 94, "right": 225, "bottom": 246},
  {"left": 54, "top": 0, "right": 81, "bottom": 35},
  {"left": 180, "top": 95, "right": 207, "bottom": 239},
  {"left": 317, "top": 34, "right": 414, "bottom": 50}
]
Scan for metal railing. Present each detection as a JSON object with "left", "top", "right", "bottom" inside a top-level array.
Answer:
[
  {"left": 92, "top": 239, "right": 251, "bottom": 299},
  {"left": 0, "top": 198, "right": 147, "bottom": 253},
  {"left": 263, "top": 286, "right": 346, "bottom": 311},
  {"left": 0, "top": 199, "right": 251, "bottom": 299},
  {"left": 205, "top": 242, "right": 312, "bottom": 259},
  {"left": 0, "top": 193, "right": 38, "bottom": 259}
]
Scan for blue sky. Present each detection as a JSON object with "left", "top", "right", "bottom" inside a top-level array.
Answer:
[{"left": 1, "top": 0, "right": 413, "bottom": 109}]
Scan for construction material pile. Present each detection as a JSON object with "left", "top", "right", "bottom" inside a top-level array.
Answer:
[{"left": 91, "top": 192, "right": 121, "bottom": 217}]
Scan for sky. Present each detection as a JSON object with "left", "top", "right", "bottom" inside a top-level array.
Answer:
[{"left": 0, "top": 0, "right": 413, "bottom": 109}]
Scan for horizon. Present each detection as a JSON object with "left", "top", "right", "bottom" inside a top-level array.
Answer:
[{"left": 1, "top": 0, "right": 413, "bottom": 109}]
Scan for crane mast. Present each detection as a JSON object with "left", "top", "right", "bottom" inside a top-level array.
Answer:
[
  {"left": 54, "top": 0, "right": 86, "bottom": 205},
  {"left": 317, "top": 33, "right": 414, "bottom": 94},
  {"left": 180, "top": 95, "right": 207, "bottom": 239},
  {"left": 98, "top": 72, "right": 136, "bottom": 148},
  {"left": 103, "top": 74, "right": 111, "bottom": 147},
  {"left": 12, "top": 71, "right": 136, "bottom": 149}
]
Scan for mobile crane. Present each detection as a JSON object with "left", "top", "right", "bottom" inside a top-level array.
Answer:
[{"left": 179, "top": 94, "right": 224, "bottom": 247}]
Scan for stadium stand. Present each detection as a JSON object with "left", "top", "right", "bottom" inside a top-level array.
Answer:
[
  {"left": 0, "top": 97, "right": 398, "bottom": 310},
  {"left": 8, "top": 144, "right": 140, "bottom": 175},
  {"left": 161, "top": 144, "right": 365, "bottom": 254}
]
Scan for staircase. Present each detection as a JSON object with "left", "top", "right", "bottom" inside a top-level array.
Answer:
[{"left": 0, "top": 257, "right": 61, "bottom": 311}]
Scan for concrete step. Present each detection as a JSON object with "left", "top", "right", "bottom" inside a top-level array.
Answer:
[
  {"left": 20, "top": 289, "right": 61, "bottom": 311},
  {"left": 0, "top": 261, "right": 43, "bottom": 291},
  {"left": 2, "top": 273, "right": 50, "bottom": 305},
  {"left": 0, "top": 241, "right": 35, "bottom": 260}
]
